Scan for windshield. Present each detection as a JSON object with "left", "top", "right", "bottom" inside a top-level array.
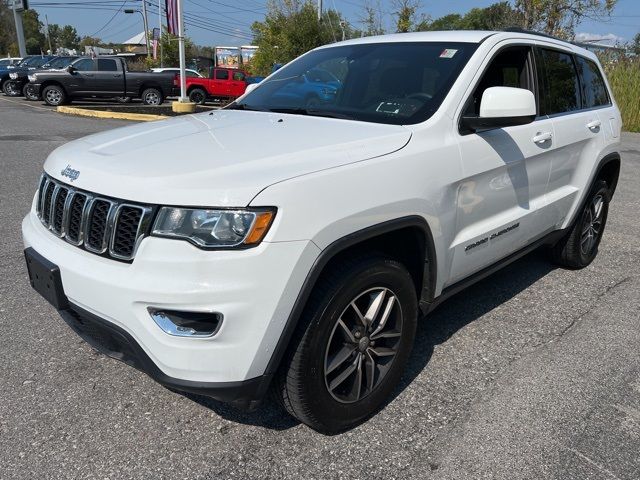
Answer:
[
  {"left": 46, "top": 57, "right": 76, "bottom": 69},
  {"left": 232, "top": 42, "right": 477, "bottom": 125},
  {"left": 18, "top": 56, "right": 46, "bottom": 67}
]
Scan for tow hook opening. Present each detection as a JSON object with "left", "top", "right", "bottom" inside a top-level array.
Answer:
[{"left": 149, "top": 309, "right": 223, "bottom": 338}]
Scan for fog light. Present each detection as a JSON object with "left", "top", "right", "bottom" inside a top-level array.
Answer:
[{"left": 149, "top": 309, "right": 222, "bottom": 337}]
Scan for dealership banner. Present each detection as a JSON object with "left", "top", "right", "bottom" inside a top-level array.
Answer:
[{"left": 215, "top": 47, "right": 240, "bottom": 68}]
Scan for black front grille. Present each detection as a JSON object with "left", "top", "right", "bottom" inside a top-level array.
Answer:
[
  {"left": 36, "top": 174, "right": 152, "bottom": 261},
  {"left": 52, "top": 188, "right": 68, "bottom": 233},
  {"left": 66, "top": 193, "right": 87, "bottom": 243},
  {"left": 86, "top": 199, "right": 111, "bottom": 251},
  {"left": 112, "top": 207, "right": 143, "bottom": 257},
  {"left": 41, "top": 181, "right": 55, "bottom": 224}
]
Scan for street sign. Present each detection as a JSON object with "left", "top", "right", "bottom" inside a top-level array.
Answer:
[{"left": 5, "top": 0, "right": 28, "bottom": 12}]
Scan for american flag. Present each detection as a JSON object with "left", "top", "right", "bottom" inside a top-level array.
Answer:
[{"left": 165, "top": 0, "right": 179, "bottom": 35}]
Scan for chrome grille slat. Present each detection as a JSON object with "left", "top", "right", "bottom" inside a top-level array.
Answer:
[{"left": 35, "top": 174, "right": 152, "bottom": 262}]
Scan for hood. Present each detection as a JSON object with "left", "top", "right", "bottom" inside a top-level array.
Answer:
[{"left": 44, "top": 110, "right": 411, "bottom": 206}]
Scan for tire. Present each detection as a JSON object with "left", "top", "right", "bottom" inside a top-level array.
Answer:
[
  {"left": 3, "top": 80, "right": 20, "bottom": 96},
  {"left": 42, "top": 85, "right": 67, "bottom": 106},
  {"left": 23, "top": 83, "right": 39, "bottom": 101},
  {"left": 276, "top": 254, "right": 418, "bottom": 433},
  {"left": 552, "top": 179, "right": 610, "bottom": 269},
  {"left": 141, "top": 87, "right": 163, "bottom": 105},
  {"left": 114, "top": 96, "right": 132, "bottom": 103},
  {"left": 188, "top": 88, "right": 207, "bottom": 105}
]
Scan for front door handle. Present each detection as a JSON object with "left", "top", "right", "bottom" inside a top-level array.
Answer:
[
  {"left": 587, "top": 120, "right": 601, "bottom": 131},
  {"left": 532, "top": 131, "right": 553, "bottom": 144}
]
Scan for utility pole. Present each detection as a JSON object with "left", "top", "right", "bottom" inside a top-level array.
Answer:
[
  {"left": 44, "top": 14, "right": 53, "bottom": 54},
  {"left": 158, "top": 0, "right": 163, "bottom": 67},
  {"left": 141, "top": 0, "right": 151, "bottom": 58},
  {"left": 317, "top": 0, "right": 322, "bottom": 21},
  {"left": 177, "top": 0, "right": 187, "bottom": 102},
  {"left": 11, "top": 1, "right": 27, "bottom": 57}
]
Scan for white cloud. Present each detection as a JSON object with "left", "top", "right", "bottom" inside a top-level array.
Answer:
[{"left": 574, "top": 32, "right": 625, "bottom": 46}]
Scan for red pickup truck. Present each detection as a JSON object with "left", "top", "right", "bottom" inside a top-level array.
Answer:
[{"left": 181, "top": 67, "right": 248, "bottom": 105}]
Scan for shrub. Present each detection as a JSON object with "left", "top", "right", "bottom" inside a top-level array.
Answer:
[{"left": 602, "top": 55, "right": 640, "bottom": 133}]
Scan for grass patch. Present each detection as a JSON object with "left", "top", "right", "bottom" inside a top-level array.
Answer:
[{"left": 603, "top": 57, "right": 640, "bottom": 133}]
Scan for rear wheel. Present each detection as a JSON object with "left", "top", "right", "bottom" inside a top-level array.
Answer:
[
  {"left": 188, "top": 88, "right": 207, "bottom": 105},
  {"left": 42, "top": 85, "right": 66, "bottom": 106},
  {"left": 552, "top": 179, "right": 610, "bottom": 269},
  {"left": 23, "top": 83, "right": 39, "bottom": 101},
  {"left": 276, "top": 255, "right": 418, "bottom": 433},
  {"left": 141, "top": 87, "right": 163, "bottom": 105}
]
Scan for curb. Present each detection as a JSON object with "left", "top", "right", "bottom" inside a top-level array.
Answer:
[{"left": 57, "top": 105, "right": 167, "bottom": 122}]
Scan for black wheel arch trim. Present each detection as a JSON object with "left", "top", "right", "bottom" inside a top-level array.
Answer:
[{"left": 263, "top": 215, "right": 437, "bottom": 378}]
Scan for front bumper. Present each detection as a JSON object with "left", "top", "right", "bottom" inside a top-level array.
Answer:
[
  {"left": 60, "top": 303, "right": 270, "bottom": 409},
  {"left": 22, "top": 207, "right": 320, "bottom": 403}
]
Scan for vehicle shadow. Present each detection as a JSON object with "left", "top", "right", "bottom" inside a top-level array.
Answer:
[{"left": 176, "top": 249, "right": 556, "bottom": 433}]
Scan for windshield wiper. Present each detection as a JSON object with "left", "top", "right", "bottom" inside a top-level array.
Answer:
[
  {"left": 268, "top": 107, "right": 353, "bottom": 120},
  {"left": 224, "top": 102, "right": 268, "bottom": 112}
]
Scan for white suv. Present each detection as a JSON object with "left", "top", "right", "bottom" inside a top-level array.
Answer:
[{"left": 23, "top": 30, "right": 621, "bottom": 433}]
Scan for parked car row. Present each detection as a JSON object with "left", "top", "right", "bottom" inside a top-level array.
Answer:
[
  {"left": 2, "top": 56, "right": 337, "bottom": 108},
  {"left": 2, "top": 55, "right": 177, "bottom": 106}
]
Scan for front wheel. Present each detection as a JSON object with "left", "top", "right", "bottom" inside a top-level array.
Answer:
[
  {"left": 141, "top": 87, "right": 163, "bottom": 105},
  {"left": 3, "top": 80, "right": 20, "bottom": 96},
  {"left": 23, "top": 83, "right": 39, "bottom": 101},
  {"left": 276, "top": 255, "right": 418, "bottom": 433},
  {"left": 552, "top": 179, "right": 610, "bottom": 268},
  {"left": 188, "top": 88, "right": 207, "bottom": 105},
  {"left": 42, "top": 85, "right": 67, "bottom": 106}
]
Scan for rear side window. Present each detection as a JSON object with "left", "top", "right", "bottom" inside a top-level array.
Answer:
[
  {"left": 215, "top": 69, "right": 229, "bottom": 80},
  {"left": 97, "top": 59, "right": 118, "bottom": 72},
  {"left": 538, "top": 48, "right": 581, "bottom": 115},
  {"left": 575, "top": 56, "right": 610, "bottom": 108}
]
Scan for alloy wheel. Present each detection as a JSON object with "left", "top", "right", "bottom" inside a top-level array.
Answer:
[
  {"left": 324, "top": 287, "right": 403, "bottom": 403},
  {"left": 46, "top": 89, "right": 62, "bottom": 105},
  {"left": 145, "top": 91, "right": 160, "bottom": 105},
  {"left": 580, "top": 194, "right": 604, "bottom": 255}
]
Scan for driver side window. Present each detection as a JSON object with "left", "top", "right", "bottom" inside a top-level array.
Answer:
[
  {"left": 73, "top": 59, "right": 95, "bottom": 72},
  {"left": 464, "top": 46, "right": 535, "bottom": 117}
]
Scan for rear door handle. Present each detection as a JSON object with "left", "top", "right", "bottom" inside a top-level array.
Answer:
[
  {"left": 587, "top": 120, "right": 601, "bottom": 131},
  {"left": 532, "top": 131, "right": 553, "bottom": 144}
]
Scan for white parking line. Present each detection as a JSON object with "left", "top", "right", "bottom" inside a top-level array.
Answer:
[{"left": 0, "top": 96, "right": 53, "bottom": 112}]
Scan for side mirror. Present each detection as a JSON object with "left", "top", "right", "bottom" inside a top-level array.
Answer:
[
  {"left": 461, "top": 86, "right": 536, "bottom": 131},
  {"left": 66, "top": 65, "right": 76, "bottom": 73},
  {"left": 244, "top": 83, "right": 259, "bottom": 95}
]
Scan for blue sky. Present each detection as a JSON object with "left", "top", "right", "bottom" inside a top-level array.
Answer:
[{"left": 28, "top": 0, "right": 640, "bottom": 47}]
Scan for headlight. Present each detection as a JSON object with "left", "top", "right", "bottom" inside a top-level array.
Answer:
[
  {"left": 28, "top": 74, "right": 37, "bottom": 82},
  {"left": 9, "top": 72, "right": 18, "bottom": 79},
  {"left": 152, "top": 207, "right": 275, "bottom": 248}
]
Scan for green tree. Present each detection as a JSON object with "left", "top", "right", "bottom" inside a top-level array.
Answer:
[
  {"left": 359, "top": 2, "right": 385, "bottom": 36},
  {"left": 251, "top": 1, "right": 350, "bottom": 75},
  {"left": 392, "top": 0, "right": 420, "bottom": 33},
  {"left": 417, "top": 2, "right": 521, "bottom": 31},
  {"left": 514, "top": 0, "right": 617, "bottom": 38},
  {"left": 21, "top": 9, "right": 46, "bottom": 54},
  {"left": 0, "top": 2, "right": 18, "bottom": 56},
  {"left": 58, "top": 25, "right": 80, "bottom": 49},
  {"left": 632, "top": 32, "right": 640, "bottom": 55}
]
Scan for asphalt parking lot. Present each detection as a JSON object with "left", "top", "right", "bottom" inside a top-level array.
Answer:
[{"left": 1, "top": 95, "right": 639, "bottom": 479}]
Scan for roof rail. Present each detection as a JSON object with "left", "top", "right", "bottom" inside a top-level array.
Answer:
[{"left": 502, "top": 27, "right": 569, "bottom": 43}]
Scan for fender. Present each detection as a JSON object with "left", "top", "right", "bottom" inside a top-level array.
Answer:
[{"left": 262, "top": 215, "right": 438, "bottom": 377}]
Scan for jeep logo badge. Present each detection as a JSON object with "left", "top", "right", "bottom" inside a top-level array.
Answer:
[{"left": 60, "top": 165, "right": 80, "bottom": 182}]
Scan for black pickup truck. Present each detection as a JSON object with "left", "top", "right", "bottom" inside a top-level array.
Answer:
[{"left": 30, "top": 56, "right": 177, "bottom": 106}]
